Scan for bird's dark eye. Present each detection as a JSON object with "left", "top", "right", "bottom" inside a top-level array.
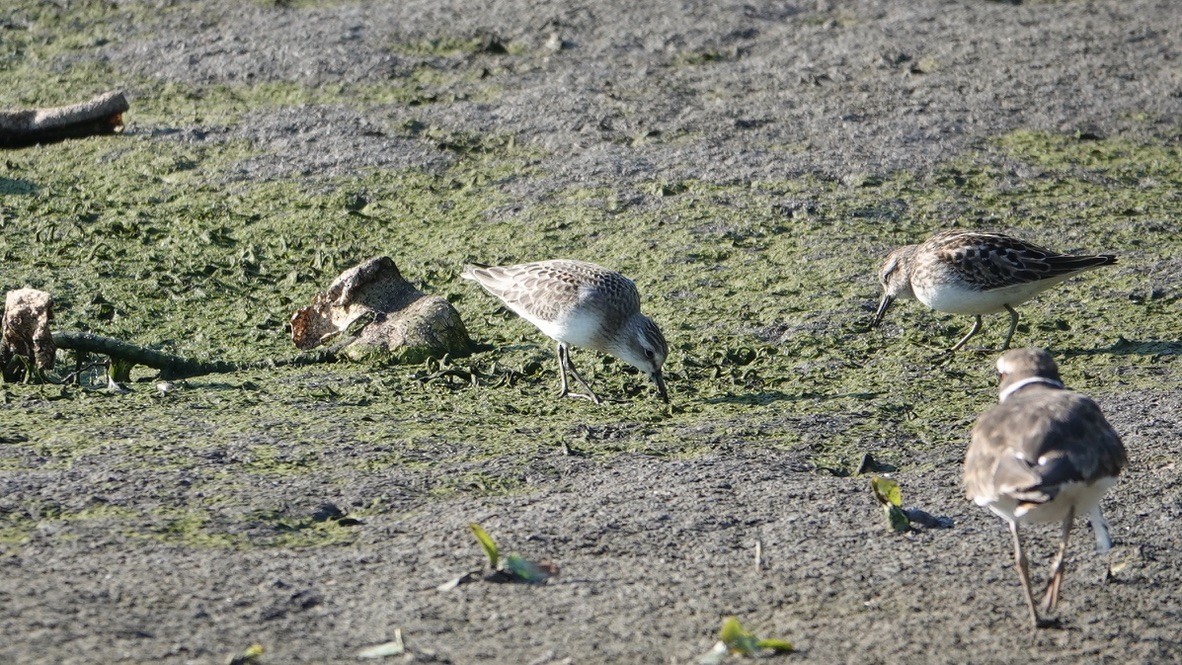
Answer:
[{"left": 644, "top": 349, "right": 655, "bottom": 360}]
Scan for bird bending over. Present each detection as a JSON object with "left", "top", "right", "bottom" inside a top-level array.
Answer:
[
  {"left": 964, "top": 347, "right": 1127, "bottom": 629},
  {"left": 461, "top": 259, "right": 669, "bottom": 404},
  {"left": 871, "top": 230, "right": 1116, "bottom": 352}
]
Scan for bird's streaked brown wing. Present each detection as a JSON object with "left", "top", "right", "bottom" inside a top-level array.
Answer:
[{"left": 931, "top": 231, "right": 1115, "bottom": 291}]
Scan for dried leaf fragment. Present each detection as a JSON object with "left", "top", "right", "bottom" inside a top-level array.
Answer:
[
  {"left": 226, "top": 643, "right": 264, "bottom": 665},
  {"left": 1, "top": 288, "right": 55, "bottom": 382},
  {"left": 357, "top": 630, "right": 406, "bottom": 659}
]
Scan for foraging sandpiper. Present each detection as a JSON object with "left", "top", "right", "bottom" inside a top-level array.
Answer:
[
  {"left": 462, "top": 259, "right": 669, "bottom": 404},
  {"left": 871, "top": 230, "right": 1116, "bottom": 351},
  {"left": 964, "top": 347, "right": 1127, "bottom": 629}
]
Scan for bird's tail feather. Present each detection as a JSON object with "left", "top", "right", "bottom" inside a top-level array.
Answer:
[{"left": 1045, "top": 254, "right": 1117, "bottom": 274}]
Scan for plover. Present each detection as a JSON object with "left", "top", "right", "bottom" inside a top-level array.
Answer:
[
  {"left": 964, "top": 347, "right": 1127, "bottom": 628},
  {"left": 461, "top": 259, "right": 669, "bottom": 404},
  {"left": 871, "top": 230, "right": 1116, "bottom": 351}
]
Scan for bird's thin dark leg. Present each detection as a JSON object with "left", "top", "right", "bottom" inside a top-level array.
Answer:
[
  {"left": 556, "top": 343, "right": 601, "bottom": 404},
  {"left": 1041, "top": 506, "right": 1074, "bottom": 613},
  {"left": 949, "top": 315, "right": 983, "bottom": 352},
  {"left": 1002, "top": 304, "right": 1020, "bottom": 350},
  {"left": 1009, "top": 521, "right": 1042, "bottom": 630},
  {"left": 565, "top": 355, "right": 603, "bottom": 404},
  {"left": 556, "top": 343, "right": 571, "bottom": 398},
  {"left": 1088, "top": 506, "right": 1113, "bottom": 554}
]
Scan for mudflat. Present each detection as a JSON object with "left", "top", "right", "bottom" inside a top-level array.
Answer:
[{"left": 1, "top": 1, "right": 1180, "bottom": 663}]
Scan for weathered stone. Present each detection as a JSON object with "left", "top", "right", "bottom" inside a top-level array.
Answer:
[{"left": 290, "top": 256, "right": 473, "bottom": 363}]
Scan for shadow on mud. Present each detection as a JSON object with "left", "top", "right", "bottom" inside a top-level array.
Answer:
[
  {"left": 704, "top": 390, "right": 884, "bottom": 406},
  {"left": 1, "top": 177, "right": 37, "bottom": 196},
  {"left": 1058, "top": 338, "right": 1182, "bottom": 357}
]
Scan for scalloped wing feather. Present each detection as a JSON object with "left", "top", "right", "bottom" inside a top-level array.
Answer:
[{"left": 928, "top": 231, "right": 1115, "bottom": 291}]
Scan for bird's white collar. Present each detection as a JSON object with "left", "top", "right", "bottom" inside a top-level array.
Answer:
[{"left": 999, "top": 376, "right": 1064, "bottom": 403}]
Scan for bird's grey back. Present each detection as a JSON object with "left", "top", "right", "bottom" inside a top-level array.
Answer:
[
  {"left": 965, "top": 387, "right": 1127, "bottom": 503},
  {"left": 462, "top": 260, "right": 641, "bottom": 324}
]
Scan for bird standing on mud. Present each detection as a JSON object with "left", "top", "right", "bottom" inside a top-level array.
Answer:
[
  {"left": 461, "top": 259, "right": 669, "bottom": 404},
  {"left": 871, "top": 230, "right": 1116, "bottom": 352},
  {"left": 964, "top": 347, "right": 1127, "bottom": 629}
]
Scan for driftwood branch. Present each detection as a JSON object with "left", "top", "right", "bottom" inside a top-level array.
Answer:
[
  {"left": 52, "top": 331, "right": 341, "bottom": 382},
  {"left": 0, "top": 91, "right": 129, "bottom": 149},
  {"left": 53, "top": 331, "right": 238, "bottom": 380}
]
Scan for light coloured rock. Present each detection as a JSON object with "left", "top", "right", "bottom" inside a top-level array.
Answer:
[{"left": 290, "top": 256, "right": 472, "bottom": 363}]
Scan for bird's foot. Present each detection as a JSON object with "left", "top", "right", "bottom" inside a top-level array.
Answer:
[
  {"left": 928, "top": 349, "right": 956, "bottom": 367},
  {"left": 559, "top": 390, "right": 602, "bottom": 405},
  {"left": 1039, "top": 580, "right": 1063, "bottom": 614}
]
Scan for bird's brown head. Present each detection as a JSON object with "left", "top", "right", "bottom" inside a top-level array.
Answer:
[
  {"left": 995, "top": 347, "right": 1063, "bottom": 401},
  {"left": 871, "top": 244, "right": 918, "bottom": 327}
]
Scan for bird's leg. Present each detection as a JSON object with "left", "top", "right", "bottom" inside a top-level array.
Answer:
[
  {"left": 556, "top": 343, "right": 601, "bottom": 404},
  {"left": 1089, "top": 506, "right": 1113, "bottom": 554},
  {"left": 1009, "top": 521, "right": 1042, "bottom": 630},
  {"left": 1041, "top": 506, "right": 1074, "bottom": 614},
  {"left": 565, "top": 353, "right": 603, "bottom": 404},
  {"left": 949, "top": 315, "right": 983, "bottom": 352},
  {"left": 1001, "top": 304, "right": 1020, "bottom": 350},
  {"left": 556, "top": 342, "right": 571, "bottom": 398}
]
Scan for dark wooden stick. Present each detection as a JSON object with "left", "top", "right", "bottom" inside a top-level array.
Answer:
[
  {"left": 0, "top": 91, "right": 129, "bottom": 149},
  {"left": 52, "top": 330, "right": 341, "bottom": 381}
]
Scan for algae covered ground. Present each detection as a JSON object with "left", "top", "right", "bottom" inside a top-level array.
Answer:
[{"left": 2, "top": 1, "right": 1182, "bottom": 663}]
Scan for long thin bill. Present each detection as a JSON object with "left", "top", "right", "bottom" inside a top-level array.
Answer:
[
  {"left": 652, "top": 371, "right": 670, "bottom": 404},
  {"left": 870, "top": 294, "right": 894, "bottom": 327}
]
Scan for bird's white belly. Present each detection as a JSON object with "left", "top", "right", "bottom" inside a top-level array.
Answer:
[
  {"left": 528, "top": 307, "right": 605, "bottom": 349},
  {"left": 983, "top": 477, "right": 1117, "bottom": 524},
  {"left": 916, "top": 280, "right": 1055, "bottom": 315}
]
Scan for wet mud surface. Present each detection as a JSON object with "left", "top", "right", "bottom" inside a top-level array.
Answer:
[{"left": 2, "top": 1, "right": 1181, "bottom": 663}]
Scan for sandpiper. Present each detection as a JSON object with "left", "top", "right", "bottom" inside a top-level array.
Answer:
[
  {"left": 964, "top": 348, "right": 1127, "bottom": 629},
  {"left": 871, "top": 230, "right": 1116, "bottom": 351},
  {"left": 461, "top": 259, "right": 669, "bottom": 404}
]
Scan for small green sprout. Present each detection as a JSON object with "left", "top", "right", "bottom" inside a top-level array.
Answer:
[
  {"left": 225, "top": 643, "right": 265, "bottom": 665},
  {"left": 466, "top": 522, "right": 555, "bottom": 584},
  {"left": 469, "top": 522, "right": 500, "bottom": 569},
  {"left": 701, "top": 617, "right": 793, "bottom": 663},
  {"left": 870, "top": 476, "right": 911, "bottom": 532}
]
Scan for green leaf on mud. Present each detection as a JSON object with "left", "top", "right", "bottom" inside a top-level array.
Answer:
[
  {"left": 756, "top": 638, "right": 794, "bottom": 653},
  {"left": 503, "top": 553, "right": 553, "bottom": 583},
  {"left": 469, "top": 522, "right": 499, "bottom": 569},
  {"left": 870, "top": 476, "right": 902, "bottom": 507},
  {"left": 715, "top": 617, "right": 793, "bottom": 658},
  {"left": 871, "top": 477, "right": 911, "bottom": 532},
  {"left": 886, "top": 504, "right": 911, "bottom": 532},
  {"left": 719, "top": 616, "right": 761, "bottom": 654}
]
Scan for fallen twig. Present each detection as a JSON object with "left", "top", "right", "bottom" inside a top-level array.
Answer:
[
  {"left": 52, "top": 330, "right": 342, "bottom": 381},
  {"left": 0, "top": 91, "right": 129, "bottom": 149}
]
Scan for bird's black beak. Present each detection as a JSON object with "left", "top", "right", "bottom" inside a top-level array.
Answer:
[
  {"left": 870, "top": 294, "right": 894, "bottom": 328},
  {"left": 652, "top": 370, "right": 670, "bottom": 404}
]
